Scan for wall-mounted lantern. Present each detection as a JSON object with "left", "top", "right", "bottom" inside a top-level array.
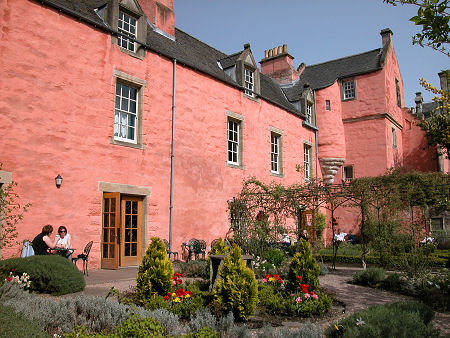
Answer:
[{"left": 55, "top": 174, "right": 63, "bottom": 188}]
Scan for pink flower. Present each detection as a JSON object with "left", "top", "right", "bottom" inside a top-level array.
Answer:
[
  {"left": 312, "top": 294, "right": 318, "bottom": 299},
  {"left": 291, "top": 293, "right": 295, "bottom": 297},
  {"left": 261, "top": 278, "right": 267, "bottom": 283},
  {"left": 295, "top": 297, "right": 302, "bottom": 303},
  {"left": 6, "top": 277, "right": 12, "bottom": 282},
  {"left": 304, "top": 293, "right": 310, "bottom": 298},
  {"left": 172, "top": 281, "right": 177, "bottom": 286}
]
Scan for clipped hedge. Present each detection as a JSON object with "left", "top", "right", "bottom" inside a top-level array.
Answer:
[
  {"left": 316, "top": 253, "right": 447, "bottom": 267},
  {"left": 0, "top": 255, "right": 85, "bottom": 295}
]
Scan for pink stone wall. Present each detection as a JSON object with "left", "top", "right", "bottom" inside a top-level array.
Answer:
[
  {"left": 0, "top": 0, "right": 315, "bottom": 266},
  {"left": 315, "top": 82, "right": 346, "bottom": 159}
]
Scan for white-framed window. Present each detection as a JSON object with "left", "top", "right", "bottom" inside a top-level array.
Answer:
[
  {"left": 118, "top": 11, "right": 137, "bottom": 52},
  {"left": 227, "top": 119, "right": 240, "bottom": 165},
  {"left": 326, "top": 100, "right": 331, "bottom": 111},
  {"left": 244, "top": 68, "right": 254, "bottom": 96},
  {"left": 114, "top": 82, "right": 138, "bottom": 143},
  {"left": 304, "top": 144, "right": 311, "bottom": 179},
  {"left": 343, "top": 166, "right": 354, "bottom": 180},
  {"left": 271, "top": 133, "right": 280, "bottom": 173},
  {"left": 342, "top": 80, "right": 356, "bottom": 100},
  {"left": 392, "top": 127, "right": 397, "bottom": 148},
  {"left": 306, "top": 103, "right": 313, "bottom": 123}
]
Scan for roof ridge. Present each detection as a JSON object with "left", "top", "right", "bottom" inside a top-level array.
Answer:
[
  {"left": 305, "top": 48, "right": 382, "bottom": 69},
  {"left": 218, "top": 50, "right": 244, "bottom": 61},
  {"left": 175, "top": 27, "right": 227, "bottom": 58}
]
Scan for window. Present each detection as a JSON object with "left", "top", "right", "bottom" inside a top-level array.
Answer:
[
  {"left": 227, "top": 119, "right": 240, "bottom": 165},
  {"left": 244, "top": 68, "right": 254, "bottom": 96},
  {"left": 392, "top": 127, "right": 397, "bottom": 148},
  {"left": 304, "top": 144, "right": 311, "bottom": 179},
  {"left": 118, "top": 11, "right": 137, "bottom": 52},
  {"left": 396, "top": 78, "right": 401, "bottom": 107},
  {"left": 326, "top": 100, "right": 331, "bottom": 111},
  {"left": 343, "top": 166, "right": 354, "bottom": 180},
  {"left": 271, "top": 133, "right": 280, "bottom": 173},
  {"left": 342, "top": 80, "right": 356, "bottom": 100},
  {"left": 431, "top": 218, "right": 444, "bottom": 231},
  {"left": 114, "top": 82, "right": 138, "bottom": 143},
  {"left": 306, "top": 103, "right": 313, "bottom": 123}
]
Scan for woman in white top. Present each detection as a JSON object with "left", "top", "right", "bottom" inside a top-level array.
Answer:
[{"left": 55, "top": 225, "right": 72, "bottom": 258}]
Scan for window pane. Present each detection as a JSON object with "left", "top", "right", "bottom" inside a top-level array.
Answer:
[
  {"left": 131, "top": 243, "right": 137, "bottom": 256},
  {"left": 103, "top": 213, "right": 109, "bottom": 227},
  {"left": 103, "top": 228, "right": 108, "bottom": 243},
  {"left": 103, "top": 244, "right": 108, "bottom": 258},
  {"left": 132, "top": 229, "right": 137, "bottom": 242},
  {"left": 109, "top": 244, "right": 115, "bottom": 258},
  {"left": 125, "top": 243, "right": 130, "bottom": 256}
]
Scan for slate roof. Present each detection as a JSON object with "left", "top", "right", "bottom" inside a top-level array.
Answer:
[
  {"left": 282, "top": 49, "right": 383, "bottom": 102},
  {"left": 37, "top": 0, "right": 300, "bottom": 116},
  {"left": 422, "top": 102, "right": 441, "bottom": 118}
]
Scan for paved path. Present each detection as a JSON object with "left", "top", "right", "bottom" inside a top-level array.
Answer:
[{"left": 82, "top": 266, "right": 449, "bottom": 335}]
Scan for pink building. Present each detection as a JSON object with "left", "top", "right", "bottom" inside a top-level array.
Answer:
[{"left": 0, "top": 0, "right": 445, "bottom": 267}]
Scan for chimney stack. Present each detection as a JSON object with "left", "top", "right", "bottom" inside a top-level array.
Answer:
[
  {"left": 438, "top": 70, "right": 449, "bottom": 93},
  {"left": 380, "top": 28, "right": 393, "bottom": 48},
  {"left": 138, "top": 0, "right": 175, "bottom": 36},
  {"left": 259, "top": 44, "right": 302, "bottom": 85},
  {"left": 414, "top": 92, "right": 424, "bottom": 118}
]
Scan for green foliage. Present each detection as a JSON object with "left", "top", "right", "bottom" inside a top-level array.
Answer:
[
  {"left": 0, "top": 304, "right": 49, "bottom": 338},
  {"left": 184, "top": 326, "right": 219, "bottom": 338},
  {"left": 174, "top": 260, "right": 208, "bottom": 279},
  {"left": 264, "top": 248, "right": 286, "bottom": 268},
  {"left": 206, "top": 238, "right": 230, "bottom": 277},
  {"left": 291, "top": 292, "right": 333, "bottom": 317},
  {"left": 114, "top": 314, "right": 165, "bottom": 338},
  {"left": 318, "top": 262, "right": 329, "bottom": 276},
  {"left": 214, "top": 245, "right": 258, "bottom": 321},
  {"left": 315, "top": 212, "right": 326, "bottom": 240},
  {"left": 137, "top": 237, "right": 174, "bottom": 302},
  {"left": 382, "top": 272, "right": 403, "bottom": 291},
  {"left": 352, "top": 268, "right": 386, "bottom": 287},
  {"left": 384, "top": 0, "right": 449, "bottom": 56},
  {"left": 0, "top": 255, "right": 85, "bottom": 295},
  {"left": 326, "top": 300, "right": 438, "bottom": 337},
  {"left": 257, "top": 282, "right": 286, "bottom": 315},
  {"left": 0, "top": 169, "right": 31, "bottom": 254},
  {"left": 286, "top": 239, "right": 320, "bottom": 292}
]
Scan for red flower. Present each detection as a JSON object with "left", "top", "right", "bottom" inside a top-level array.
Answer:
[
  {"left": 177, "top": 279, "right": 182, "bottom": 284},
  {"left": 6, "top": 277, "right": 12, "bottom": 282},
  {"left": 278, "top": 279, "right": 283, "bottom": 284},
  {"left": 296, "top": 275, "right": 302, "bottom": 281},
  {"left": 176, "top": 288, "right": 186, "bottom": 297},
  {"left": 310, "top": 291, "right": 315, "bottom": 295},
  {"left": 186, "top": 290, "right": 193, "bottom": 297},
  {"left": 164, "top": 295, "right": 170, "bottom": 301},
  {"left": 300, "top": 283, "right": 309, "bottom": 293},
  {"left": 273, "top": 274, "right": 279, "bottom": 279},
  {"left": 265, "top": 274, "right": 271, "bottom": 280}
]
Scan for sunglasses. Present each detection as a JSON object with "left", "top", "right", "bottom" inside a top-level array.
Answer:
[{"left": 59, "top": 230, "right": 66, "bottom": 233}]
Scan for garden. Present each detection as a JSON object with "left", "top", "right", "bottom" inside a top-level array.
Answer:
[{"left": 0, "top": 169, "right": 449, "bottom": 337}]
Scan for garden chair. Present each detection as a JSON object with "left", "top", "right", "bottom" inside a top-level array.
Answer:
[
  {"left": 162, "top": 239, "right": 179, "bottom": 260},
  {"left": 193, "top": 239, "right": 206, "bottom": 260},
  {"left": 72, "top": 241, "right": 93, "bottom": 276}
]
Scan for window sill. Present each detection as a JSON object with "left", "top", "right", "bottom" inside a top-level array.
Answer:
[
  {"left": 243, "top": 92, "right": 260, "bottom": 103},
  {"left": 226, "top": 162, "right": 245, "bottom": 170},
  {"left": 270, "top": 172, "right": 285, "bottom": 178},
  {"left": 116, "top": 45, "right": 145, "bottom": 60},
  {"left": 342, "top": 97, "right": 356, "bottom": 102},
  {"left": 110, "top": 137, "right": 145, "bottom": 150}
]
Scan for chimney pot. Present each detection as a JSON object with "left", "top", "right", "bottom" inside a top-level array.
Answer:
[
  {"left": 264, "top": 50, "right": 269, "bottom": 58},
  {"left": 278, "top": 46, "right": 283, "bottom": 55},
  {"left": 244, "top": 43, "right": 250, "bottom": 50},
  {"left": 283, "top": 44, "right": 287, "bottom": 53},
  {"left": 272, "top": 47, "right": 277, "bottom": 56},
  {"left": 380, "top": 28, "right": 393, "bottom": 48}
]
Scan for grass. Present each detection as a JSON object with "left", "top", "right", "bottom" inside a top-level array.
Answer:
[{"left": 0, "top": 304, "right": 49, "bottom": 338}]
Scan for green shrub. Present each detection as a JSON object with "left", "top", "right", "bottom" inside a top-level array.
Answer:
[
  {"left": 114, "top": 314, "right": 165, "bottom": 338},
  {"left": 286, "top": 239, "right": 320, "bottom": 292},
  {"left": 264, "top": 248, "right": 286, "bottom": 268},
  {"left": 352, "top": 268, "right": 386, "bottom": 287},
  {"left": 0, "top": 255, "right": 84, "bottom": 295},
  {"left": 315, "top": 212, "right": 326, "bottom": 240},
  {"left": 0, "top": 304, "right": 49, "bottom": 338},
  {"left": 289, "top": 292, "right": 332, "bottom": 317},
  {"left": 137, "top": 237, "right": 174, "bottom": 303},
  {"left": 206, "top": 238, "right": 230, "bottom": 277},
  {"left": 184, "top": 326, "right": 219, "bottom": 338},
  {"left": 382, "top": 272, "right": 403, "bottom": 291},
  {"left": 214, "top": 245, "right": 258, "bottom": 321},
  {"left": 257, "top": 282, "right": 286, "bottom": 315},
  {"left": 325, "top": 300, "right": 438, "bottom": 338},
  {"left": 318, "top": 262, "right": 329, "bottom": 276},
  {"left": 175, "top": 260, "right": 208, "bottom": 278}
]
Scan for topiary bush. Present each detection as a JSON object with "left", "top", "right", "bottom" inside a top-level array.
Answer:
[
  {"left": 286, "top": 239, "right": 319, "bottom": 292},
  {"left": 325, "top": 300, "right": 438, "bottom": 338},
  {"left": 214, "top": 245, "right": 258, "bottom": 321},
  {"left": 0, "top": 255, "right": 85, "bottom": 295},
  {"left": 136, "top": 237, "right": 174, "bottom": 303},
  {"left": 352, "top": 267, "right": 386, "bottom": 287}
]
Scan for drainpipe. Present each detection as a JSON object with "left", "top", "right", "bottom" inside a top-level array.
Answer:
[{"left": 169, "top": 59, "right": 177, "bottom": 256}]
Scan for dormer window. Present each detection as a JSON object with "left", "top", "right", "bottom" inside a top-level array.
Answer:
[
  {"left": 244, "top": 68, "right": 254, "bottom": 96},
  {"left": 118, "top": 11, "right": 137, "bottom": 52}
]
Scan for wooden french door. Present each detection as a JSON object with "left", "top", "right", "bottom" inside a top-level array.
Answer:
[{"left": 101, "top": 193, "right": 142, "bottom": 269}]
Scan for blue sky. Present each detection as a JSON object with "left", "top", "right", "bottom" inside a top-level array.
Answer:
[{"left": 174, "top": 1, "right": 448, "bottom": 108}]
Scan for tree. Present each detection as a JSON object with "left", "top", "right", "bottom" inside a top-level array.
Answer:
[
  {"left": 384, "top": 0, "right": 449, "bottom": 56},
  {"left": 417, "top": 75, "right": 450, "bottom": 157},
  {"left": 0, "top": 169, "right": 30, "bottom": 257}
]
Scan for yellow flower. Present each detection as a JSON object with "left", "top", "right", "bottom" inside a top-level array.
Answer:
[
  {"left": 185, "top": 294, "right": 191, "bottom": 298},
  {"left": 173, "top": 297, "right": 181, "bottom": 303},
  {"left": 334, "top": 324, "right": 339, "bottom": 331}
]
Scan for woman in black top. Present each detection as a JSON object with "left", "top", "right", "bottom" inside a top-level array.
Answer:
[{"left": 32, "top": 224, "right": 58, "bottom": 255}]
